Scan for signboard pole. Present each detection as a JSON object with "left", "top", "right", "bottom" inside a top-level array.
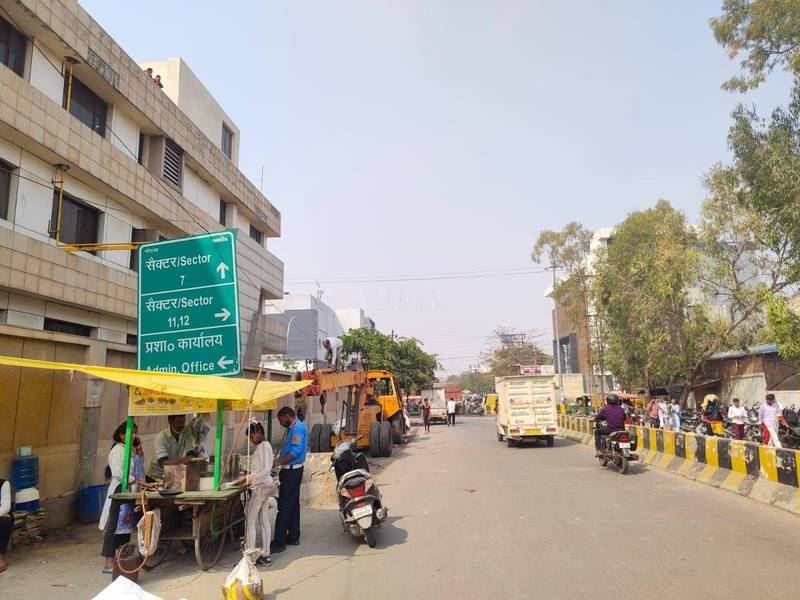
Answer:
[
  {"left": 121, "top": 416, "right": 134, "bottom": 492},
  {"left": 213, "top": 400, "right": 224, "bottom": 489}
]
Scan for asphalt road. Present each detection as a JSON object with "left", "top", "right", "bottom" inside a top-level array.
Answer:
[{"left": 6, "top": 417, "right": 800, "bottom": 599}]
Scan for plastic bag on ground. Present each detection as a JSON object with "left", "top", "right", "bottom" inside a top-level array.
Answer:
[
  {"left": 222, "top": 549, "right": 263, "bottom": 600},
  {"left": 92, "top": 575, "right": 169, "bottom": 600},
  {"left": 137, "top": 507, "right": 162, "bottom": 557}
]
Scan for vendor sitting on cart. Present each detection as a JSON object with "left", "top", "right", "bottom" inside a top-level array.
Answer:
[{"left": 146, "top": 414, "right": 199, "bottom": 480}]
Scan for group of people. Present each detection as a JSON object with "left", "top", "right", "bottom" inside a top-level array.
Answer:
[
  {"left": 98, "top": 406, "right": 308, "bottom": 574},
  {"left": 143, "top": 67, "right": 163, "bottom": 89},
  {"left": 640, "top": 390, "right": 788, "bottom": 448},
  {"left": 419, "top": 397, "right": 458, "bottom": 433},
  {"left": 645, "top": 396, "right": 682, "bottom": 430}
]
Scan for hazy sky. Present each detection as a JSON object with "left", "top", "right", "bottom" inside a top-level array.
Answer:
[{"left": 83, "top": 1, "right": 788, "bottom": 376}]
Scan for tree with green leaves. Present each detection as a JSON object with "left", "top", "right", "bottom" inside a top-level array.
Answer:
[
  {"left": 592, "top": 200, "right": 703, "bottom": 399},
  {"left": 711, "top": 0, "right": 800, "bottom": 92},
  {"left": 531, "top": 223, "right": 595, "bottom": 389},
  {"left": 486, "top": 328, "right": 552, "bottom": 377},
  {"left": 340, "top": 328, "right": 439, "bottom": 396},
  {"left": 710, "top": 1, "right": 800, "bottom": 359},
  {"left": 446, "top": 370, "right": 494, "bottom": 395}
]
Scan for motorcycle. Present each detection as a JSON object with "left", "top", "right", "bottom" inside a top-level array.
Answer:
[
  {"left": 778, "top": 408, "right": 800, "bottom": 449},
  {"left": 596, "top": 422, "right": 639, "bottom": 475},
  {"left": 330, "top": 437, "right": 388, "bottom": 548}
]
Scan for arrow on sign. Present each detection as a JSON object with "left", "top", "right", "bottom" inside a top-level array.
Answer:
[
  {"left": 215, "top": 308, "right": 231, "bottom": 322},
  {"left": 216, "top": 262, "right": 230, "bottom": 279},
  {"left": 217, "top": 356, "right": 234, "bottom": 370}
]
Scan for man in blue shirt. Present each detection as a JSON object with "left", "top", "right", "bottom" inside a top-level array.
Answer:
[{"left": 271, "top": 406, "right": 308, "bottom": 554}]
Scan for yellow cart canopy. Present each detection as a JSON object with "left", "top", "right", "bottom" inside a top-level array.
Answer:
[{"left": 0, "top": 355, "right": 308, "bottom": 411}]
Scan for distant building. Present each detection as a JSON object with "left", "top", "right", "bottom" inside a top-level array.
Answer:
[
  {"left": 336, "top": 308, "right": 376, "bottom": 332},
  {"left": 544, "top": 228, "right": 613, "bottom": 399},
  {"left": 693, "top": 343, "right": 800, "bottom": 408},
  {"left": 262, "top": 294, "right": 375, "bottom": 367}
]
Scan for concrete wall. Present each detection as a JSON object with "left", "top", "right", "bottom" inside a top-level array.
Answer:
[
  {"left": 140, "top": 57, "right": 240, "bottom": 166},
  {"left": 108, "top": 104, "right": 140, "bottom": 159},
  {"left": 27, "top": 37, "right": 64, "bottom": 105}
]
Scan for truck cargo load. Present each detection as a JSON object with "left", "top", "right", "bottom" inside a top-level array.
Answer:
[{"left": 495, "top": 375, "right": 558, "bottom": 447}]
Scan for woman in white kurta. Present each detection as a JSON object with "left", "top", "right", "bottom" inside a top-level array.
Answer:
[
  {"left": 233, "top": 422, "right": 276, "bottom": 566},
  {"left": 99, "top": 421, "right": 142, "bottom": 574}
]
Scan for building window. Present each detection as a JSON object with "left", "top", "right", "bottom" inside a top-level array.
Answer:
[
  {"left": 219, "top": 199, "right": 228, "bottom": 226},
  {"left": 0, "top": 159, "right": 13, "bottom": 220},
  {"left": 63, "top": 76, "right": 107, "bottom": 137},
  {"left": 249, "top": 224, "right": 262, "bottom": 245},
  {"left": 137, "top": 133, "right": 144, "bottom": 165},
  {"left": 163, "top": 138, "right": 183, "bottom": 187},
  {"left": 129, "top": 228, "right": 148, "bottom": 271},
  {"left": 44, "top": 318, "right": 91, "bottom": 337},
  {"left": 50, "top": 191, "right": 100, "bottom": 245},
  {"left": 126, "top": 333, "right": 137, "bottom": 346},
  {"left": 221, "top": 124, "right": 233, "bottom": 159},
  {"left": 0, "top": 16, "right": 26, "bottom": 77}
]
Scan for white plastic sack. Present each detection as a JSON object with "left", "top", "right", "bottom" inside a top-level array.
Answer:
[
  {"left": 137, "top": 507, "right": 162, "bottom": 557},
  {"left": 92, "top": 575, "right": 167, "bottom": 600},
  {"left": 222, "top": 549, "right": 263, "bottom": 600}
]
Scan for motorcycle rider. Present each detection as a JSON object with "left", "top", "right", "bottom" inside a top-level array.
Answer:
[{"left": 594, "top": 394, "right": 627, "bottom": 456}]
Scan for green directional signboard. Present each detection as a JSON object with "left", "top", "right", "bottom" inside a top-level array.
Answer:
[{"left": 137, "top": 230, "right": 241, "bottom": 376}]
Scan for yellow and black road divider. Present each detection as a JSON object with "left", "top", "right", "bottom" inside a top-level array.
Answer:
[{"left": 557, "top": 414, "right": 800, "bottom": 516}]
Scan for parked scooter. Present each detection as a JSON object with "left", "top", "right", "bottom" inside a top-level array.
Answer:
[
  {"left": 330, "top": 437, "right": 388, "bottom": 548},
  {"left": 596, "top": 422, "right": 639, "bottom": 475},
  {"left": 778, "top": 408, "right": 800, "bottom": 449}
]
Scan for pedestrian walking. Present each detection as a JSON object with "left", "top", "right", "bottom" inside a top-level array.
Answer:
[
  {"left": 100, "top": 422, "right": 143, "bottom": 574},
  {"left": 421, "top": 398, "right": 431, "bottom": 433},
  {"left": 658, "top": 397, "right": 669, "bottom": 429},
  {"left": 728, "top": 397, "right": 747, "bottom": 440},
  {"left": 670, "top": 398, "right": 681, "bottom": 431},
  {"left": 647, "top": 397, "right": 660, "bottom": 428},
  {"left": 0, "top": 476, "right": 11, "bottom": 573},
  {"left": 233, "top": 422, "right": 275, "bottom": 566},
  {"left": 446, "top": 398, "right": 456, "bottom": 427},
  {"left": 271, "top": 407, "right": 307, "bottom": 554},
  {"left": 759, "top": 393, "right": 783, "bottom": 448}
]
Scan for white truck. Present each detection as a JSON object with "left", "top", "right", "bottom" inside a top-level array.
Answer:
[
  {"left": 421, "top": 387, "right": 448, "bottom": 424},
  {"left": 496, "top": 375, "right": 558, "bottom": 447}
]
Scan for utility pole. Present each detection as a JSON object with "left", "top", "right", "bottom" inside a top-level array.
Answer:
[{"left": 551, "top": 264, "right": 564, "bottom": 403}]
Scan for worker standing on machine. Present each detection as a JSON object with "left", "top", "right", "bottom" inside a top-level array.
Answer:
[{"left": 321, "top": 337, "right": 343, "bottom": 370}]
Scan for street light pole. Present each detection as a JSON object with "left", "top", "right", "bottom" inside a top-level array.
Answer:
[{"left": 551, "top": 264, "right": 564, "bottom": 403}]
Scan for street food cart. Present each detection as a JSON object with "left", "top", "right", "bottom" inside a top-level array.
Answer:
[{"left": 0, "top": 355, "right": 310, "bottom": 570}]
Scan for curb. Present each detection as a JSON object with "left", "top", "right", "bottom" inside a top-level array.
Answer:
[{"left": 558, "top": 427, "right": 800, "bottom": 517}]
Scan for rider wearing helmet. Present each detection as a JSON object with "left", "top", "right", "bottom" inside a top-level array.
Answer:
[{"left": 594, "top": 394, "right": 627, "bottom": 456}]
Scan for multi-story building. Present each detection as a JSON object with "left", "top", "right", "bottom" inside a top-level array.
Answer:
[
  {"left": 0, "top": 0, "right": 285, "bottom": 525},
  {"left": 262, "top": 294, "right": 376, "bottom": 367},
  {"left": 545, "top": 228, "right": 613, "bottom": 400}
]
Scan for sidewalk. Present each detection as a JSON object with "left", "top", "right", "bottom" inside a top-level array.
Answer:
[{"left": 0, "top": 432, "right": 415, "bottom": 599}]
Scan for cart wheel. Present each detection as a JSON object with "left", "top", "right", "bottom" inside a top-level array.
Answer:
[
  {"left": 142, "top": 540, "right": 171, "bottom": 571},
  {"left": 195, "top": 506, "right": 227, "bottom": 570}
]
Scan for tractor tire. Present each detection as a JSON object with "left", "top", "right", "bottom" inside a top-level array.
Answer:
[
  {"left": 319, "top": 424, "right": 333, "bottom": 452},
  {"left": 379, "top": 421, "right": 394, "bottom": 457},
  {"left": 546, "top": 436, "right": 555, "bottom": 447},
  {"left": 390, "top": 415, "right": 404, "bottom": 444},
  {"left": 369, "top": 422, "right": 382, "bottom": 457},
  {"left": 309, "top": 423, "right": 323, "bottom": 453}
]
